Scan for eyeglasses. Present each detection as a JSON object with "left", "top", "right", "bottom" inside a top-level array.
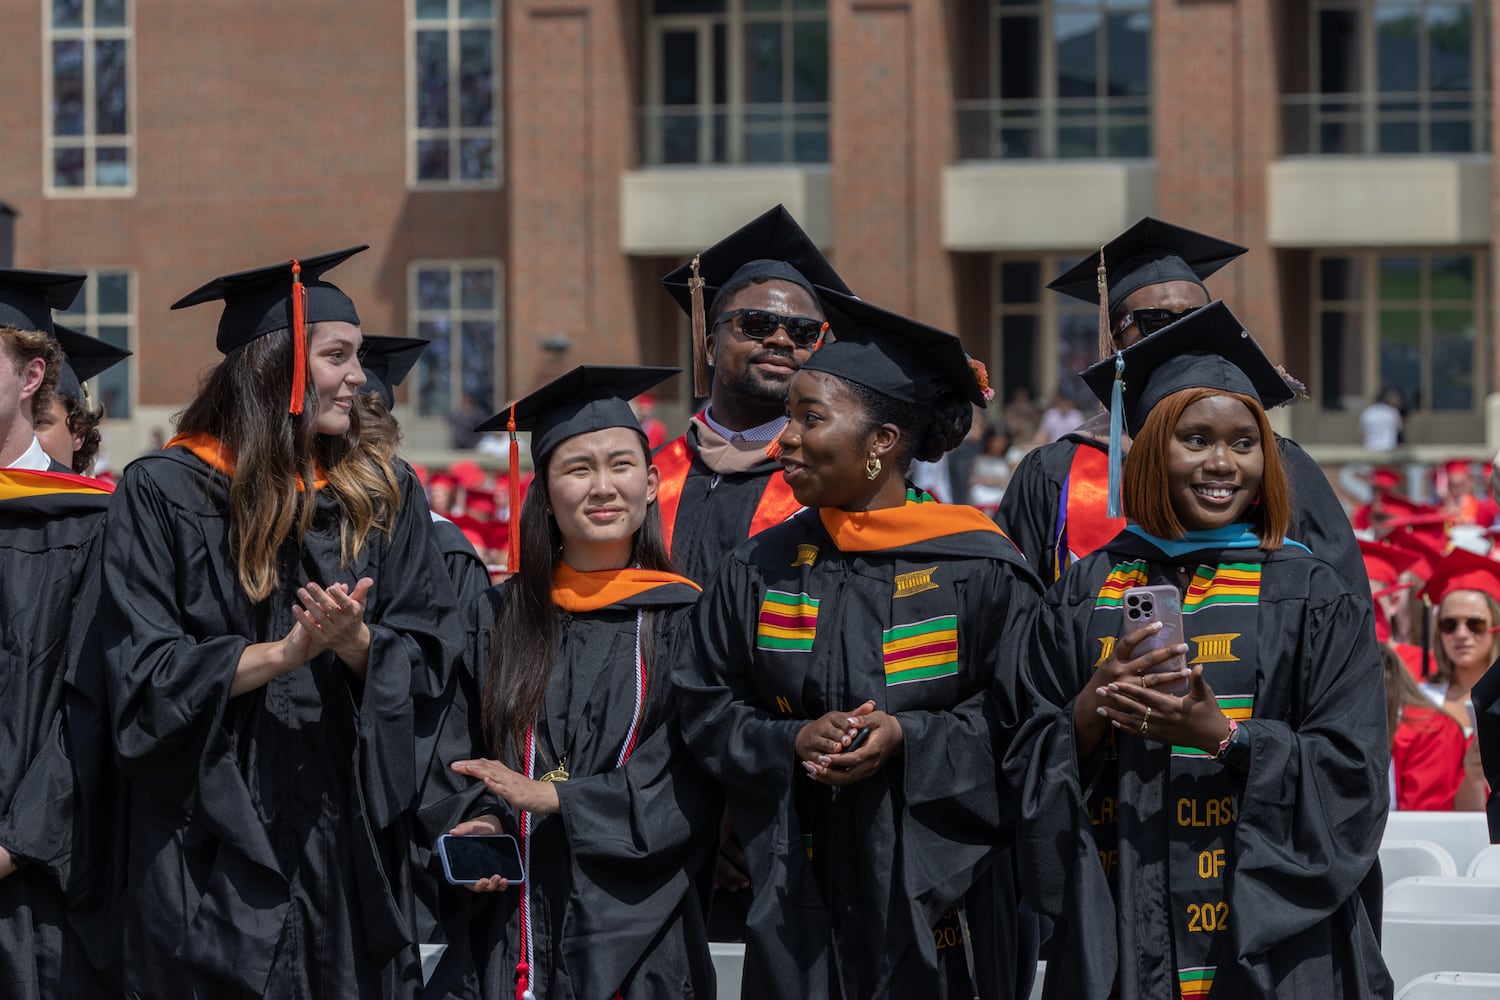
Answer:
[
  {"left": 1115, "top": 305, "right": 1200, "bottom": 340},
  {"left": 1438, "top": 616, "right": 1490, "bottom": 635},
  {"left": 714, "top": 308, "right": 826, "bottom": 349}
]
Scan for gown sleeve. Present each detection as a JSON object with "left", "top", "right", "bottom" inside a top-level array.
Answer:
[
  {"left": 1278, "top": 438, "right": 1366, "bottom": 590},
  {"left": 1392, "top": 707, "right": 1467, "bottom": 811},
  {"left": 996, "top": 446, "right": 1062, "bottom": 582}
]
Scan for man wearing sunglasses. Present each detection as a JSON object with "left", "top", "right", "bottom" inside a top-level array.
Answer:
[{"left": 997, "top": 216, "right": 1366, "bottom": 595}]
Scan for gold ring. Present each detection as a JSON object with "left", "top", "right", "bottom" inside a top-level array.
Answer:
[{"left": 1138, "top": 706, "right": 1152, "bottom": 736}]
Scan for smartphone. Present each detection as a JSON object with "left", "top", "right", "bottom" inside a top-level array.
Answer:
[
  {"left": 845, "top": 725, "right": 871, "bottom": 753},
  {"left": 437, "top": 834, "right": 525, "bottom": 886},
  {"left": 1120, "top": 585, "right": 1190, "bottom": 697}
]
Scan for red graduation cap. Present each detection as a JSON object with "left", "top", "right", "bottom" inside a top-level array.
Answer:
[
  {"left": 1360, "top": 539, "right": 1423, "bottom": 588},
  {"left": 1371, "top": 467, "right": 1402, "bottom": 492},
  {"left": 1385, "top": 530, "right": 1445, "bottom": 584},
  {"left": 449, "top": 460, "right": 486, "bottom": 491},
  {"left": 1420, "top": 546, "right": 1500, "bottom": 605}
]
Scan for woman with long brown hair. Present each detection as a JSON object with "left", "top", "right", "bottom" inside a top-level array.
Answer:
[
  {"left": 102, "top": 248, "right": 460, "bottom": 999},
  {"left": 439, "top": 366, "right": 718, "bottom": 1000},
  {"left": 1010, "top": 303, "right": 1391, "bottom": 998}
]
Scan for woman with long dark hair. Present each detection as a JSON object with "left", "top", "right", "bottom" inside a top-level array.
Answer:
[
  {"left": 441, "top": 366, "right": 718, "bottom": 1000},
  {"left": 1010, "top": 303, "right": 1390, "bottom": 998},
  {"left": 674, "top": 290, "right": 1042, "bottom": 998},
  {"left": 102, "top": 248, "right": 460, "bottom": 998}
]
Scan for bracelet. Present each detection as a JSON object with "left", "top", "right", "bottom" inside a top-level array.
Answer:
[{"left": 1214, "top": 718, "right": 1238, "bottom": 761}]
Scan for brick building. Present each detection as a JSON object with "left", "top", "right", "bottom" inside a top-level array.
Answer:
[{"left": 1, "top": 0, "right": 1494, "bottom": 464}]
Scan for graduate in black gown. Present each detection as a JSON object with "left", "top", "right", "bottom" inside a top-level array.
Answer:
[
  {"left": 102, "top": 247, "right": 461, "bottom": 999},
  {"left": 1009, "top": 303, "right": 1390, "bottom": 998},
  {"left": 438, "top": 366, "right": 718, "bottom": 1000},
  {"left": 998, "top": 218, "right": 1364, "bottom": 590},
  {"left": 0, "top": 270, "right": 119, "bottom": 999},
  {"left": 675, "top": 290, "right": 1042, "bottom": 999},
  {"left": 33, "top": 322, "right": 130, "bottom": 475}
]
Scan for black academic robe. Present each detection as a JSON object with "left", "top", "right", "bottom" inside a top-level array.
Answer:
[
  {"left": 0, "top": 471, "right": 115, "bottom": 999},
  {"left": 102, "top": 446, "right": 462, "bottom": 999},
  {"left": 676, "top": 506, "right": 1043, "bottom": 999},
  {"left": 431, "top": 514, "right": 493, "bottom": 617},
  {"left": 997, "top": 429, "right": 1366, "bottom": 589},
  {"left": 1471, "top": 658, "right": 1500, "bottom": 842},
  {"left": 436, "top": 581, "right": 719, "bottom": 1000},
  {"left": 1009, "top": 533, "right": 1391, "bottom": 999}
]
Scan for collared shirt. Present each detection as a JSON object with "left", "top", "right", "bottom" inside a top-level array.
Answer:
[
  {"left": 5, "top": 435, "right": 51, "bottom": 471},
  {"left": 701, "top": 408, "right": 787, "bottom": 444}
]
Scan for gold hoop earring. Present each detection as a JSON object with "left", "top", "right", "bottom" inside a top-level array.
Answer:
[{"left": 865, "top": 454, "right": 881, "bottom": 480}]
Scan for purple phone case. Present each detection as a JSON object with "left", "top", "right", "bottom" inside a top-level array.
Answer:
[{"left": 1121, "top": 584, "right": 1190, "bottom": 695}]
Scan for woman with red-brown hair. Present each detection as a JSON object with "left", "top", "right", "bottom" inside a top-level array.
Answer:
[{"left": 1009, "top": 302, "right": 1391, "bottom": 998}]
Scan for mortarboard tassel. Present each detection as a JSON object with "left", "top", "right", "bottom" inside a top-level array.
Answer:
[
  {"left": 1095, "top": 247, "right": 1112, "bottom": 361},
  {"left": 506, "top": 401, "right": 521, "bottom": 574},
  {"left": 689, "top": 253, "right": 710, "bottom": 399},
  {"left": 1106, "top": 351, "right": 1126, "bottom": 519},
  {"left": 763, "top": 322, "right": 826, "bottom": 461},
  {"left": 288, "top": 259, "right": 308, "bottom": 415}
]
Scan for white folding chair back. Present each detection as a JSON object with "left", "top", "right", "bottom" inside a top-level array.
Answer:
[
  {"left": 1467, "top": 845, "right": 1500, "bottom": 879},
  {"left": 1383, "top": 839, "right": 1460, "bottom": 887},
  {"left": 711, "top": 942, "right": 744, "bottom": 1000},
  {"left": 1386, "top": 877, "right": 1500, "bottom": 916},
  {"left": 1384, "top": 813, "right": 1492, "bottom": 875},
  {"left": 1382, "top": 914, "right": 1500, "bottom": 992},
  {"left": 1396, "top": 971, "right": 1500, "bottom": 998}
]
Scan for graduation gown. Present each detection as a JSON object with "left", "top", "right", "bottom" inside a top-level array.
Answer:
[
  {"left": 676, "top": 499, "right": 1043, "bottom": 999},
  {"left": 1391, "top": 702, "right": 1468, "bottom": 811},
  {"left": 654, "top": 424, "right": 802, "bottom": 584},
  {"left": 997, "top": 428, "right": 1366, "bottom": 589},
  {"left": 1471, "top": 659, "right": 1500, "bottom": 841},
  {"left": 102, "top": 443, "right": 462, "bottom": 999},
  {"left": 440, "top": 570, "right": 719, "bottom": 1000},
  {"left": 431, "top": 513, "right": 493, "bottom": 610},
  {"left": 1009, "top": 531, "right": 1391, "bottom": 998},
  {"left": 0, "top": 469, "right": 115, "bottom": 999}
]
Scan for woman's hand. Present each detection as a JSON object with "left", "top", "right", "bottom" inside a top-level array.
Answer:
[
  {"left": 451, "top": 758, "right": 561, "bottom": 815},
  {"left": 804, "top": 709, "right": 903, "bottom": 787},
  {"left": 1098, "top": 664, "right": 1231, "bottom": 754},
  {"left": 1073, "top": 621, "right": 1189, "bottom": 757},
  {"left": 0, "top": 846, "right": 14, "bottom": 881},
  {"left": 795, "top": 700, "right": 873, "bottom": 765},
  {"left": 448, "top": 814, "right": 511, "bottom": 893},
  {"left": 293, "top": 578, "right": 374, "bottom": 676}
]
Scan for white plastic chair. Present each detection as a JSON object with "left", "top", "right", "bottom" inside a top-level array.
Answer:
[
  {"left": 1382, "top": 839, "right": 1459, "bottom": 888},
  {"left": 1382, "top": 914, "right": 1500, "bottom": 992},
  {"left": 711, "top": 942, "right": 744, "bottom": 1000},
  {"left": 1384, "top": 813, "right": 1492, "bottom": 876},
  {"left": 1396, "top": 971, "right": 1500, "bottom": 998},
  {"left": 1386, "top": 877, "right": 1500, "bottom": 916},
  {"left": 1467, "top": 845, "right": 1500, "bottom": 879}
]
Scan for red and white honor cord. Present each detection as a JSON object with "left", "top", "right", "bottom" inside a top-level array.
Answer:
[{"left": 514, "top": 610, "right": 648, "bottom": 1000}]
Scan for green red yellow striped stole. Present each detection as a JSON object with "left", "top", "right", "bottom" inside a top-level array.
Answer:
[
  {"left": 1178, "top": 967, "right": 1214, "bottom": 997},
  {"left": 1183, "top": 563, "right": 1262, "bottom": 614},
  {"left": 1172, "top": 695, "right": 1254, "bottom": 758},
  {"left": 882, "top": 615, "right": 959, "bottom": 686},
  {"left": 1094, "top": 560, "right": 1149, "bottom": 609},
  {"left": 755, "top": 590, "right": 818, "bottom": 652}
]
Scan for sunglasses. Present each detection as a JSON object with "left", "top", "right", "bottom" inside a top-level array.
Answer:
[
  {"left": 1438, "top": 616, "right": 1490, "bottom": 635},
  {"left": 1115, "top": 305, "right": 1200, "bottom": 340},
  {"left": 715, "top": 308, "right": 826, "bottom": 349}
]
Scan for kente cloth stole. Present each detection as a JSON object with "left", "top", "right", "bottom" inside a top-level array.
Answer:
[{"left": 1089, "top": 560, "right": 1263, "bottom": 995}]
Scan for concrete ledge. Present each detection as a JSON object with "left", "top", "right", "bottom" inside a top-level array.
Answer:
[
  {"left": 1268, "top": 155, "right": 1492, "bottom": 246},
  {"left": 941, "top": 161, "right": 1156, "bottom": 251},
  {"left": 620, "top": 167, "right": 832, "bottom": 255}
]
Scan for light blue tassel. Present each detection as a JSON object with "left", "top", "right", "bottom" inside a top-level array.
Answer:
[{"left": 1106, "top": 351, "right": 1125, "bottom": 519}]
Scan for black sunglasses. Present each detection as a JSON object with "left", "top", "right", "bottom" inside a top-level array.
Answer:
[
  {"left": 1439, "top": 616, "right": 1490, "bottom": 635},
  {"left": 1115, "top": 305, "right": 1200, "bottom": 340},
  {"left": 715, "top": 308, "right": 825, "bottom": 349}
]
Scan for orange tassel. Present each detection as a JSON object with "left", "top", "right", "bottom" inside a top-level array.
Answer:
[
  {"left": 1095, "top": 247, "right": 1112, "bottom": 361},
  {"left": 763, "top": 425, "right": 784, "bottom": 461},
  {"left": 689, "top": 253, "right": 710, "bottom": 399},
  {"left": 289, "top": 259, "right": 308, "bottom": 415},
  {"left": 506, "top": 402, "right": 521, "bottom": 574},
  {"left": 811, "top": 320, "right": 829, "bottom": 352}
]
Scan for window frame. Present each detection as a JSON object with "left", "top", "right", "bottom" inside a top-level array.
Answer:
[
  {"left": 990, "top": 253, "right": 1102, "bottom": 408},
  {"left": 54, "top": 265, "right": 136, "bottom": 420},
  {"left": 406, "top": 258, "right": 505, "bottom": 421},
  {"left": 43, "top": 0, "right": 135, "bottom": 197},
  {"left": 406, "top": 0, "right": 503, "bottom": 189}
]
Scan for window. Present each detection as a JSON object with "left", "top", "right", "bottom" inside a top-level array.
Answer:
[
  {"left": 410, "top": 0, "right": 500, "bottom": 186},
  {"left": 993, "top": 256, "right": 1100, "bottom": 410},
  {"left": 958, "top": 0, "right": 1151, "bottom": 161},
  {"left": 56, "top": 268, "right": 133, "bottom": 418},
  {"left": 1315, "top": 250, "right": 1487, "bottom": 415},
  {"left": 643, "top": 0, "right": 829, "bottom": 166},
  {"left": 45, "top": 0, "right": 132, "bottom": 193},
  {"left": 409, "top": 262, "right": 502, "bottom": 430},
  {"left": 1284, "top": 0, "right": 1488, "bottom": 154}
]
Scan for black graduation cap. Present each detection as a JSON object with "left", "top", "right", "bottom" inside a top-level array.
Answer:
[
  {"left": 1079, "top": 300, "right": 1294, "bottom": 438},
  {"left": 359, "top": 335, "right": 429, "bottom": 410},
  {"left": 474, "top": 365, "right": 680, "bottom": 464},
  {"left": 0, "top": 268, "right": 87, "bottom": 335},
  {"left": 52, "top": 323, "right": 131, "bottom": 403},
  {"left": 1048, "top": 217, "right": 1247, "bottom": 311},
  {"left": 802, "top": 288, "right": 990, "bottom": 408},
  {"left": 169, "top": 245, "right": 367, "bottom": 415},
  {"left": 659, "top": 205, "right": 850, "bottom": 398}
]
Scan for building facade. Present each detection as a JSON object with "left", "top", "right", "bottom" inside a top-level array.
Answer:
[{"left": 1, "top": 0, "right": 1494, "bottom": 462}]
